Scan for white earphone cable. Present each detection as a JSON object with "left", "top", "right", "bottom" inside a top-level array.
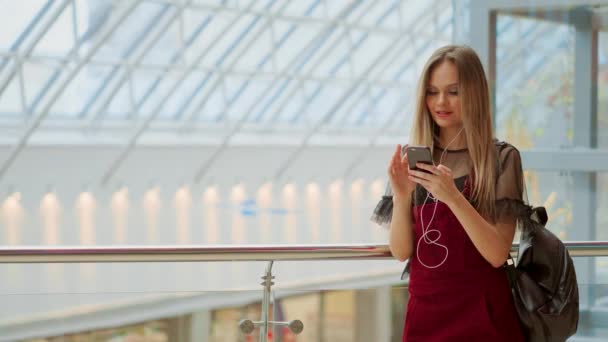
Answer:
[{"left": 416, "top": 127, "right": 464, "bottom": 269}]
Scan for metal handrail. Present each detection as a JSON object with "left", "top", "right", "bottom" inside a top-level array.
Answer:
[{"left": 0, "top": 241, "right": 607, "bottom": 263}]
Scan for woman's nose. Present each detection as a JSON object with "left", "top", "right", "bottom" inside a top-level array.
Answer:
[{"left": 437, "top": 92, "right": 446, "bottom": 105}]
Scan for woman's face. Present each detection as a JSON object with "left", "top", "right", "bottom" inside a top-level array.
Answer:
[{"left": 425, "top": 61, "right": 463, "bottom": 129}]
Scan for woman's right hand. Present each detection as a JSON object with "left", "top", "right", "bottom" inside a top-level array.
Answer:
[{"left": 388, "top": 144, "right": 415, "bottom": 200}]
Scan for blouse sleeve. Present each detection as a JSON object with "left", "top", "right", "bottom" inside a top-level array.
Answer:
[
  {"left": 370, "top": 145, "right": 409, "bottom": 227},
  {"left": 370, "top": 181, "right": 394, "bottom": 227},
  {"left": 494, "top": 143, "right": 531, "bottom": 226}
]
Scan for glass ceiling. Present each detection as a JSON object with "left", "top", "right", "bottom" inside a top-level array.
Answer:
[
  {"left": 0, "top": 0, "right": 455, "bottom": 144},
  {"left": 0, "top": 0, "right": 587, "bottom": 150}
]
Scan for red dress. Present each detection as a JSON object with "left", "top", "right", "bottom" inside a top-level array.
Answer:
[{"left": 403, "top": 176, "right": 525, "bottom": 341}]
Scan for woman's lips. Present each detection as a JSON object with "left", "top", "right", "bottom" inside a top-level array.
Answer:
[{"left": 435, "top": 111, "right": 452, "bottom": 117}]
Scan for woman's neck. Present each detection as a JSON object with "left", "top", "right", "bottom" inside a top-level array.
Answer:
[{"left": 437, "top": 126, "right": 467, "bottom": 150}]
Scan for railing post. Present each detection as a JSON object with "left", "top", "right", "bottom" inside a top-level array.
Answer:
[
  {"left": 239, "top": 260, "right": 304, "bottom": 341},
  {"left": 260, "top": 261, "right": 274, "bottom": 342}
]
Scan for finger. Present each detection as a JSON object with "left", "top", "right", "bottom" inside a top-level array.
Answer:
[
  {"left": 436, "top": 165, "right": 453, "bottom": 178},
  {"left": 400, "top": 155, "right": 409, "bottom": 169},
  {"left": 416, "top": 163, "right": 440, "bottom": 175},
  {"left": 409, "top": 169, "right": 434, "bottom": 181},
  {"left": 392, "top": 163, "right": 403, "bottom": 176},
  {"left": 436, "top": 164, "right": 452, "bottom": 174},
  {"left": 393, "top": 145, "right": 403, "bottom": 166},
  {"left": 390, "top": 158, "right": 401, "bottom": 174},
  {"left": 388, "top": 163, "right": 396, "bottom": 177},
  {"left": 409, "top": 174, "right": 430, "bottom": 188},
  {"left": 415, "top": 162, "right": 435, "bottom": 172}
]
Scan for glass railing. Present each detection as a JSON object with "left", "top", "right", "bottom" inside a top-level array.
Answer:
[{"left": 1, "top": 243, "right": 607, "bottom": 341}]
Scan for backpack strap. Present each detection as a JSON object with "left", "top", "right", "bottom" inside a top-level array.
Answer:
[
  {"left": 503, "top": 257, "right": 517, "bottom": 288},
  {"left": 530, "top": 206, "right": 548, "bottom": 226}
]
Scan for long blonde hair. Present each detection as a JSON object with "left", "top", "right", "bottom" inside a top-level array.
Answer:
[{"left": 410, "top": 45, "right": 497, "bottom": 220}]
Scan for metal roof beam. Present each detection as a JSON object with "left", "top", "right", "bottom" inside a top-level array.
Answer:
[
  {"left": 148, "top": 0, "right": 412, "bottom": 37},
  {"left": 185, "top": 1, "right": 364, "bottom": 182},
  {"left": 76, "top": 3, "right": 172, "bottom": 120},
  {"left": 0, "top": 0, "right": 54, "bottom": 74},
  {"left": 268, "top": 32, "right": 411, "bottom": 180},
  {"left": 84, "top": 3, "right": 189, "bottom": 126},
  {"left": 0, "top": 0, "right": 71, "bottom": 98},
  {"left": 0, "top": 0, "right": 140, "bottom": 181},
  {"left": 262, "top": 0, "right": 384, "bottom": 125},
  {"left": 175, "top": 0, "right": 331, "bottom": 125},
  {"left": 97, "top": 0, "right": 267, "bottom": 186}
]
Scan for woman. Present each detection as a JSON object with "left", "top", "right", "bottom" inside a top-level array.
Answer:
[{"left": 372, "top": 45, "right": 526, "bottom": 341}]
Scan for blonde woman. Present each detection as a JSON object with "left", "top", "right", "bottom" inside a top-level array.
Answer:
[{"left": 372, "top": 45, "right": 526, "bottom": 341}]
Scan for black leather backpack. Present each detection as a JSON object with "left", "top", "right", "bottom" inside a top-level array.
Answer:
[{"left": 504, "top": 206, "right": 579, "bottom": 341}]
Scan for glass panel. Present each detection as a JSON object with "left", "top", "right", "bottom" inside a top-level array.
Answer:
[
  {"left": 232, "top": 25, "right": 273, "bottom": 72},
  {"left": 94, "top": 2, "right": 167, "bottom": 61},
  {"left": 495, "top": 14, "right": 574, "bottom": 148},
  {"left": 351, "top": 33, "right": 393, "bottom": 76},
  {"left": 283, "top": 0, "right": 325, "bottom": 19},
  {"left": 385, "top": 47, "right": 417, "bottom": 85},
  {"left": 132, "top": 69, "right": 165, "bottom": 116},
  {"left": 524, "top": 170, "right": 604, "bottom": 243},
  {"left": 523, "top": 170, "right": 572, "bottom": 240},
  {"left": 201, "top": 13, "right": 260, "bottom": 70},
  {"left": 358, "top": 0, "right": 396, "bottom": 29},
  {"left": 0, "top": 259, "right": 401, "bottom": 340},
  {"left": 253, "top": 79, "right": 301, "bottom": 124},
  {"left": 186, "top": 11, "right": 234, "bottom": 68},
  {"left": 309, "top": 27, "right": 353, "bottom": 79},
  {"left": 599, "top": 32, "right": 608, "bottom": 149},
  {"left": 395, "top": 1, "right": 433, "bottom": 29},
  {"left": 141, "top": 10, "right": 183, "bottom": 66},
  {"left": 272, "top": 20, "right": 323, "bottom": 72},
  {"left": 160, "top": 71, "right": 206, "bottom": 120},
  {"left": 438, "top": 3, "right": 454, "bottom": 36},
  {"left": 327, "top": 86, "right": 366, "bottom": 127},
  {"left": 583, "top": 259, "right": 608, "bottom": 339},
  {"left": 0, "top": 62, "right": 23, "bottom": 113},
  {"left": 133, "top": 70, "right": 185, "bottom": 119},
  {"left": 197, "top": 75, "right": 228, "bottom": 122},
  {"left": 104, "top": 79, "right": 132, "bottom": 119},
  {"left": 192, "top": 0, "right": 223, "bottom": 6},
  {"left": 2, "top": 263, "right": 606, "bottom": 340},
  {"left": 22, "top": 60, "right": 61, "bottom": 113},
  {"left": 33, "top": 1, "right": 76, "bottom": 57},
  {"left": 290, "top": 83, "right": 347, "bottom": 125},
  {"left": 182, "top": 9, "right": 213, "bottom": 65},
  {"left": 82, "top": 67, "right": 132, "bottom": 120},
  {"left": 0, "top": 1, "right": 47, "bottom": 50},
  {"left": 224, "top": 76, "right": 272, "bottom": 124},
  {"left": 598, "top": 173, "right": 608, "bottom": 241},
  {"left": 49, "top": 64, "right": 115, "bottom": 118},
  {"left": 352, "top": 87, "right": 402, "bottom": 128}
]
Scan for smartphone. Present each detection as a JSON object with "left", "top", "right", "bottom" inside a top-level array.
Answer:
[{"left": 406, "top": 145, "right": 433, "bottom": 173}]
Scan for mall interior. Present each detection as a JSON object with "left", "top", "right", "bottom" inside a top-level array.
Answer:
[{"left": 0, "top": 0, "right": 607, "bottom": 341}]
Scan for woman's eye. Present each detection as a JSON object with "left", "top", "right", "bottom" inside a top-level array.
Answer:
[
  {"left": 449, "top": 90, "right": 459, "bottom": 95},
  {"left": 426, "top": 90, "right": 438, "bottom": 95}
]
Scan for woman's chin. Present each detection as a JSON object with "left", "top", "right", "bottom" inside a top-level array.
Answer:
[{"left": 433, "top": 118, "right": 462, "bottom": 128}]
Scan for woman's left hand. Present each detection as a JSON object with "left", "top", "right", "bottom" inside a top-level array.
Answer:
[{"left": 408, "top": 163, "right": 461, "bottom": 205}]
